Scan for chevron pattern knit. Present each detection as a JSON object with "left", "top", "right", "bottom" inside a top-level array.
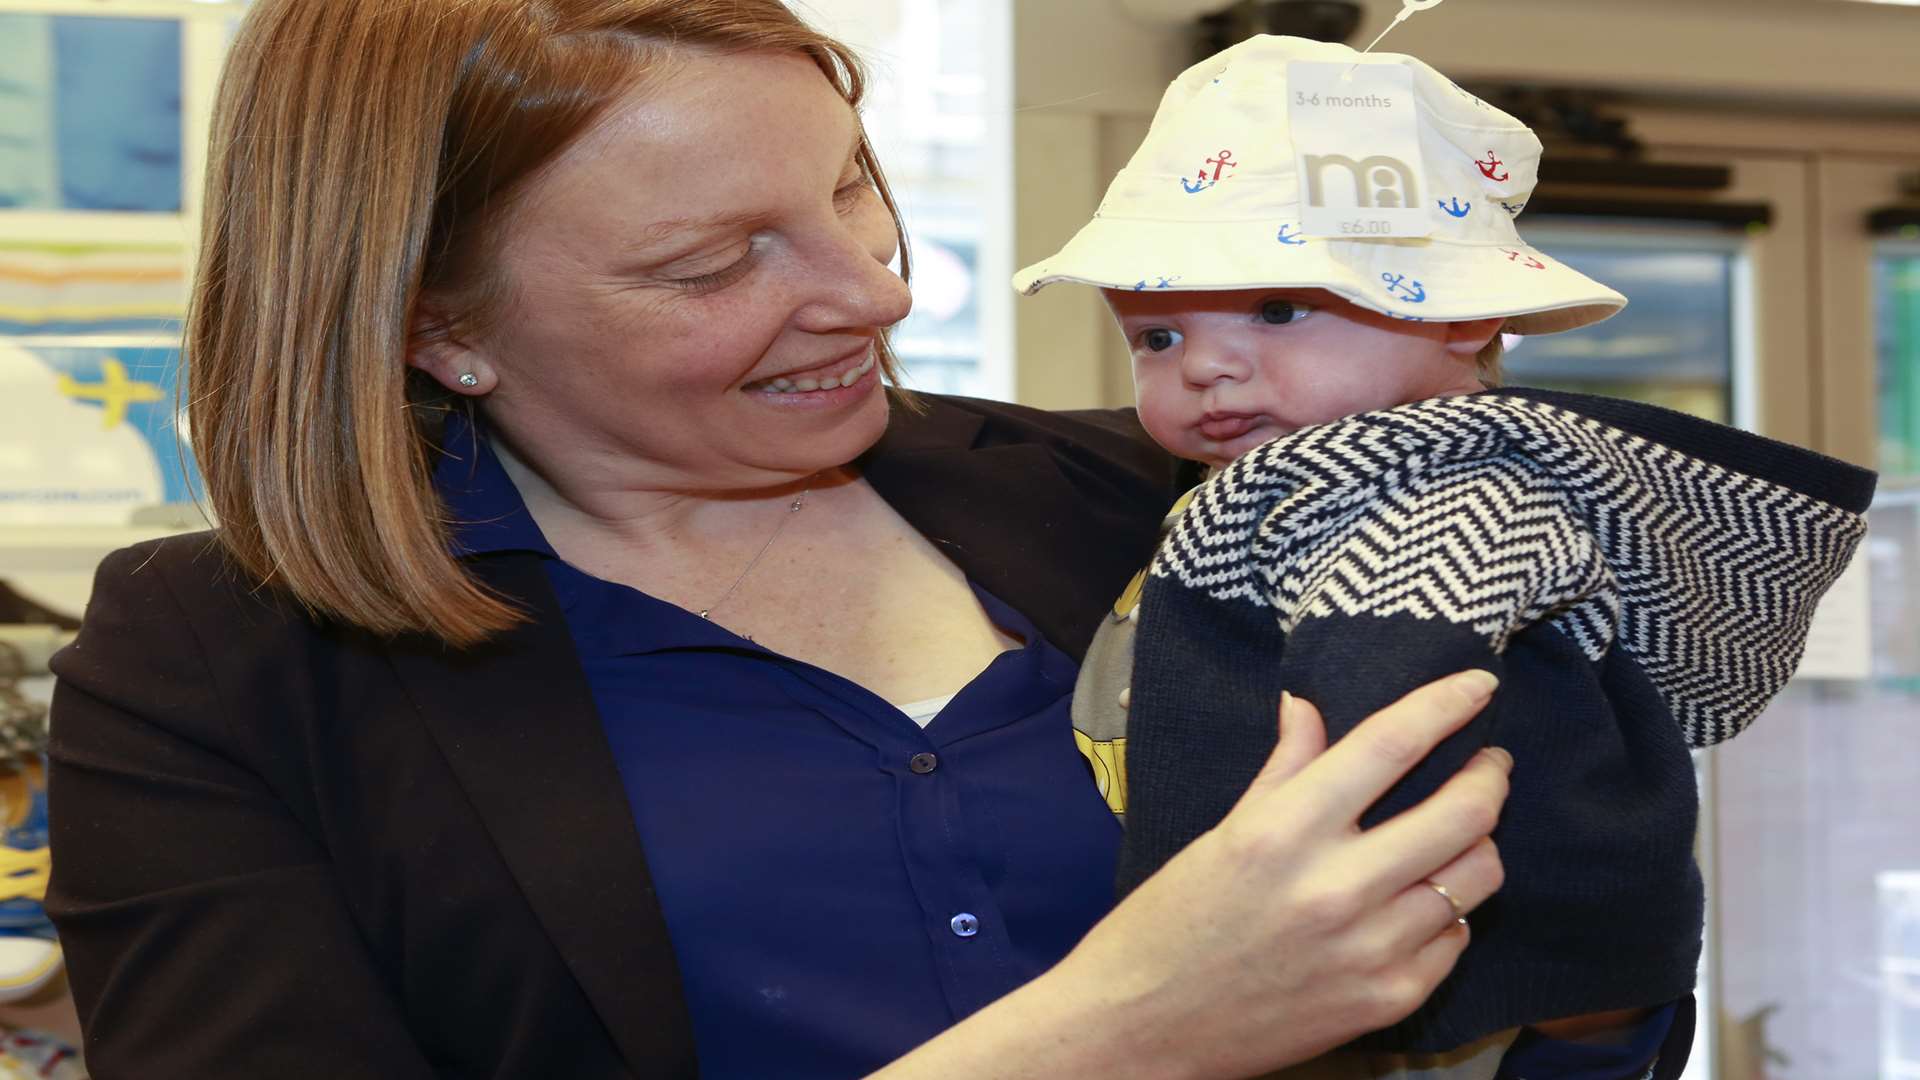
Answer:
[{"left": 1151, "top": 393, "right": 1868, "bottom": 747}]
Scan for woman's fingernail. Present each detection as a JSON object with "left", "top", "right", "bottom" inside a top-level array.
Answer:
[
  {"left": 1481, "top": 746, "right": 1514, "bottom": 773},
  {"left": 1279, "top": 690, "right": 1295, "bottom": 735},
  {"left": 1454, "top": 669, "right": 1499, "bottom": 704}
]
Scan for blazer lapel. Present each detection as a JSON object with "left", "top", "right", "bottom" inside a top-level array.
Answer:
[
  {"left": 383, "top": 552, "right": 696, "bottom": 1077},
  {"left": 863, "top": 396, "right": 1166, "bottom": 661}
]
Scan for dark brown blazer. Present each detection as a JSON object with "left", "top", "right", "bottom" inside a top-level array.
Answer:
[{"left": 46, "top": 394, "right": 1190, "bottom": 1079}]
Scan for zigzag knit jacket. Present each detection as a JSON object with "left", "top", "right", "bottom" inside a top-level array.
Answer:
[{"left": 1115, "top": 386, "right": 1875, "bottom": 1052}]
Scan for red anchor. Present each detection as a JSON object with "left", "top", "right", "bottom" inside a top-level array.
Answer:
[
  {"left": 1204, "top": 149, "right": 1237, "bottom": 181},
  {"left": 1476, "top": 151, "right": 1509, "bottom": 182},
  {"left": 1500, "top": 249, "right": 1547, "bottom": 270}
]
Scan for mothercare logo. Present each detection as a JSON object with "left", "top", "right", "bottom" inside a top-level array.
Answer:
[{"left": 1302, "top": 154, "right": 1419, "bottom": 211}]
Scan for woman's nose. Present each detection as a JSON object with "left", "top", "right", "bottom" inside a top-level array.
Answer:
[{"left": 796, "top": 216, "right": 915, "bottom": 333}]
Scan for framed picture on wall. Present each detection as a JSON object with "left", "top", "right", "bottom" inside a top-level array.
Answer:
[
  {"left": 0, "top": 2, "right": 243, "bottom": 538},
  {"left": 0, "top": 0, "right": 245, "bottom": 620}
]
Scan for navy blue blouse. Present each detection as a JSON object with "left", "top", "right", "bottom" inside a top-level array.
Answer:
[{"left": 434, "top": 414, "right": 1122, "bottom": 1077}]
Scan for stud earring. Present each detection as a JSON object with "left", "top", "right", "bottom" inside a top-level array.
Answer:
[{"left": 457, "top": 372, "right": 479, "bottom": 388}]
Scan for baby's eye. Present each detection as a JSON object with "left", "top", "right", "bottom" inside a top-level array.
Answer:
[
  {"left": 1139, "top": 328, "right": 1182, "bottom": 353},
  {"left": 1260, "top": 299, "right": 1313, "bottom": 325}
]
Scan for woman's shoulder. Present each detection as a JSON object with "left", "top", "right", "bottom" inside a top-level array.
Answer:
[
  {"left": 54, "top": 532, "right": 347, "bottom": 702},
  {"left": 48, "top": 533, "right": 311, "bottom": 758},
  {"left": 82, "top": 531, "right": 292, "bottom": 626}
]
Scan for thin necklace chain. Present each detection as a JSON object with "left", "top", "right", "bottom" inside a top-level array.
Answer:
[{"left": 697, "top": 485, "right": 810, "bottom": 622}]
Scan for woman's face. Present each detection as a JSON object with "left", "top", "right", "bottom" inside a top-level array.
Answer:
[{"left": 445, "top": 50, "right": 912, "bottom": 494}]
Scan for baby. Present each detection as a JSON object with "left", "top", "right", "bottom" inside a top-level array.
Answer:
[{"left": 1016, "top": 35, "right": 1875, "bottom": 1080}]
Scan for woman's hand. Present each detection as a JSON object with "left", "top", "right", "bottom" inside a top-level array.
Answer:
[
  {"left": 875, "top": 670, "right": 1511, "bottom": 1080},
  {"left": 1062, "top": 669, "right": 1509, "bottom": 1075}
]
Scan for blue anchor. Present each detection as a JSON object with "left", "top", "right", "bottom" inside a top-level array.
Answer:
[
  {"left": 1500, "top": 201, "right": 1527, "bottom": 216},
  {"left": 1439, "top": 197, "right": 1471, "bottom": 218},
  {"left": 1381, "top": 272, "right": 1427, "bottom": 304},
  {"left": 1181, "top": 176, "right": 1215, "bottom": 194},
  {"left": 1276, "top": 224, "right": 1307, "bottom": 246},
  {"left": 1133, "top": 275, "right": 1182, "bottom": 291},
  {"left": 1389, "top": 314, "right": 1427, "bottom": 322}
]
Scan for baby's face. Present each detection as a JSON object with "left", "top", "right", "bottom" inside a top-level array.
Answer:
[{"left": 1104, "top": 287, "right": 1494, "bottom": 468}]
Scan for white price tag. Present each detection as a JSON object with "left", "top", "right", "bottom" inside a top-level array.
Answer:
[{"left": 1287, "top": 61, "right": 1432, "bottom": 240}]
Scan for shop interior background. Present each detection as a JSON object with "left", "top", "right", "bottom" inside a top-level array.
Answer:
[{"left": 0, "top": 1, "right": 1917, "bottom": 1077}]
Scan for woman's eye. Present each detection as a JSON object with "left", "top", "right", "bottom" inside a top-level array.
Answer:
[
  {"left": 1260, "top": 299, "right": 1312, "bottom": 325},
  {"left": 1140, "top": 328, "right": 1182, "bottom": 353},
  {"left": 833, "top": 177, "right": 873, "bottom": 211},
  {"left": 664, "top": 240, "right": 760, "bottom": 293}
]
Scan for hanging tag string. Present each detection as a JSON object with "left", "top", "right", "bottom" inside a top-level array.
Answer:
[{"left": 1346, "top": 0, "right": 1445, "bottom": 77}]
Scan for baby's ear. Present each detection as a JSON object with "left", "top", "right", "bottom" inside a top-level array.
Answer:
[{"left": 1444, "top": 317, "right": 1506, "bottom": 357}]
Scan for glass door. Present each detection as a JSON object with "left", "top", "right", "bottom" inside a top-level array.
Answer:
[
  {"left": 1706, "top": 233, "right": 1920, "bottom": 1080},
  {"left": 1517, "top": 220, "right": 1765, "bottom": 1080},
  {"left": 1504, "top": 227, "right": 1745, "bottom": 427}
]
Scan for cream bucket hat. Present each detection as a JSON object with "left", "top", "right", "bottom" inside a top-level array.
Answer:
[{"left": 1013, "top": 35, "right": 1626, "bottom": 335}]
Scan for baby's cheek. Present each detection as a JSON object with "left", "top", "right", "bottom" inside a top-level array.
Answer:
[{"left": 1134, "top": 391, "right": 1188, "bottom": 456}]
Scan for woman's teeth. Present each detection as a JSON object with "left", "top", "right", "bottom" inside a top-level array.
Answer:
[{"left": 759, "top": 352, "right": 875, "bottom": 394}]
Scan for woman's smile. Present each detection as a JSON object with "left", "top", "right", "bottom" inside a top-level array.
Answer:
[{"left": 743, "top": 344, "right": 878, "bottom": 395}]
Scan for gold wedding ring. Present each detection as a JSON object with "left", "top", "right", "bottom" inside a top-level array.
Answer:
[{"left": 1425, "top": 880, "right": 1468, "bottom": 928}]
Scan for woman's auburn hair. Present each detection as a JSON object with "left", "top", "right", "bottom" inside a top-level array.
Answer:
[{"left": 188, "top": 0, "right": 910, "bottom": 647}]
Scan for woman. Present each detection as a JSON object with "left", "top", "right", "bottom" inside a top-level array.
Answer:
[{"left": 44, "top": 1, "right": 1511, "bottom": 1076}]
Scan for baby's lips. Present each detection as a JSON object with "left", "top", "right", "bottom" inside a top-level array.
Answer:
[{"left": 1198, "top": 415, "right": 1262, "bottom": 441}]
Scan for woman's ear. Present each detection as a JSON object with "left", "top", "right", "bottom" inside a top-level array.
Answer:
[
  {"left": 1443, "top": 316, "right": 1506, "bottom": 358},
  {"left": 407, "top": 305, "right": 495, "bottom": 395}
]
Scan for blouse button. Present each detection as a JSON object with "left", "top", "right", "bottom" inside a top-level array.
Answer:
[
  {"left": 949, "top": 913, "right": 980, "bottom": 937},
  {"left": 909, "top": 752, "right": 939, "bottom": 775},
  {"left": 1118, "top": 686, "right": 1131, "bottom": 709}
]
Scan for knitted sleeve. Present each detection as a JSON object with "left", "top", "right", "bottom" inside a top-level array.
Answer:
[
  {"left": 1121, "top": 391, "right": 1869, "bottom": 890},
  {"left": 1122, "top": 415, "right": 1621, "bottom": 871},
  {"left": 1259, "top": 453, "right": 1617, "bottom": 826}
]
